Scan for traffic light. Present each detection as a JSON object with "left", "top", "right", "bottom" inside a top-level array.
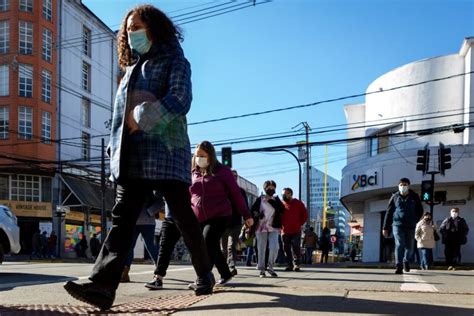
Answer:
[
  {"left": 421, "top": 180, "right": 433, "bottom": 202},
  {"left": 416, "top": 144, "right": 429, "bottom": 175},
  {"left": 222, "top": 147, "right": 232, "bottom": 168},
  {"left": 438, "top": 142, "right": 451, "bottom": 176}
]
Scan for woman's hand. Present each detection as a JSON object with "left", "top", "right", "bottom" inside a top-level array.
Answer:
[{"left": 245, "top": 218, "right": 254, "bottom": 227}]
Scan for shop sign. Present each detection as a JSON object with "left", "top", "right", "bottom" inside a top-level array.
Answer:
[
  {"left": 66, "top": 211, "right": 84, "bottom": 222},
  {"left": 351, "top": 169, "right": 380, "bottom": 191},
  {"left": 0, "top": 200, "right": 52, "bottom": 218}
]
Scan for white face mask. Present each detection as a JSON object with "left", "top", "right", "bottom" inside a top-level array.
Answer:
[
  {"left": 195, "top": 157, "right": 209, "bottom": 169},
  {"left": 398, "top": 185, "right": 409, "bottom": 194},
  {"left": 451, "top": 212, "right": 458, "bottom": 219}
]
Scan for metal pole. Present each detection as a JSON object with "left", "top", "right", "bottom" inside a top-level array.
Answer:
[
  {"left": 270, "top": 149, "right": 302, "bottom": 200},
  {"left": 101, "top": 138, "right": 107, "bottom": 243},
  {"left": 323, "top": 145, "right": 328, "bottom": 228},
  {"left": 304, "top": 122, "right": 311, "bottom": 225}
]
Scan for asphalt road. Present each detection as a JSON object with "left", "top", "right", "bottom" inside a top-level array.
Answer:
[{"left": 0, "top": 261, "right": 473, "bottom": 315}]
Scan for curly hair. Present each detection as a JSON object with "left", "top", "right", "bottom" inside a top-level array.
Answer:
[{"left": 117, "top": 4, "right": 183, "bottom": 70}]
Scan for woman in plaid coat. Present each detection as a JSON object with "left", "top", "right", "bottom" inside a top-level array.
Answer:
[{"left": 64, "top": 5, "right": 214, "bottom": 310}]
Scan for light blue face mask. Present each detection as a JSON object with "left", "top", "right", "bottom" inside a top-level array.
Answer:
[{"left": 128, "top": 29, "right": 152, "bottom": 55}]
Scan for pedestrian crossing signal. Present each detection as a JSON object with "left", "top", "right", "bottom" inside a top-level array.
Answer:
[
  {"left": 421, "top": 180, "right": 433, "bottom": 202},
  {"left": 222, "top": 147, "right": 232, "bottom": 168}
]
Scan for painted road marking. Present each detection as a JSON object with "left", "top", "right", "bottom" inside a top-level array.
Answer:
[{"left": 401, "top": 271, "right": 438, "bottom": 292}]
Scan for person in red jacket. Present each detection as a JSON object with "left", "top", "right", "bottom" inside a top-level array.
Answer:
[
  {"left": 190, "top": 141, "right": 254, "bottom": 287},
  {"left": 281, "top": 187, "right": 308, "bottom": 272}
]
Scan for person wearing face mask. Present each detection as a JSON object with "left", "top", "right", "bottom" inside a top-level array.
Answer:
[
  {"left": 280, "top": 187, "right": 308, "bottom": 272},
  {"left": 189, "top": 141, "right": 254, "bottom": 288},
  {"left": 415, "top": 212, "right": 437, "bottom": 270},
  {"left": 63, "top": 5, "right": 215, "bottom": 310},
  {"left": 440, "top": 208, "right": 469, "bottom": 270},
  {"left": 383, "top": 178, "right": 424, "bottom": 274},
  {"left": 250, "top": 180, "right": 285, "bottom": 277}
]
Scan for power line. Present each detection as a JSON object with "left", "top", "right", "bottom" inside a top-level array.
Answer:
[{"left": 189, "top": 71, "right": 474, "bottom": 125}]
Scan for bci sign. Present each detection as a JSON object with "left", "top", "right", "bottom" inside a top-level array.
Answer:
[{"left": 352, "top": 171, "right": 379, "bottom": 191}]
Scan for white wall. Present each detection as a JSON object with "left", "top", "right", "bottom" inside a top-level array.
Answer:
[{"left": 59, "top": 1, "right": 118, "bottom": 164}]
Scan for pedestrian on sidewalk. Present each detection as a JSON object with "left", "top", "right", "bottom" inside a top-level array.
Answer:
[
  {"left": 63, "top": 5, "right": 215, "bottom": 311},
  {"left": 303, "top": 227, "right": 318, "bottom": 264},
  {"left": 320, "top": 227, "right": 331, "bottom": 263},
  {"left": 251, "top": 180, "right": 284, "bottom": 278},
  {"left": 47, "top": 231, "right": 58, "bottom": 259},
  {"left": 440, "top": 208, "right": 469, "bottom": 270},
  {"left": 382, "top": 178, "right": 424, "bottom": 274},
  {"left": 220, "top": 169, "right": 249, "bottom": 277},
  {"left": 31, "top": 229, "right": 41, "bottom": 259},
  {"left": 89, "top": 233, "right": 101, "bottom": 261},
  {"left": 145, "top": 204, "right": 182, "bottom": 290},
  {"left": 281, "top": 187, "right": 308, "bottom": 272},
  {"left": 120, "top": 191, "right": 164, "bottom": 282},
  {"left": 415, "top": 211, "right": 437, "bottom": 270},
  {"left": 189, "top": 141, "right": 253, "bottom": 288}
]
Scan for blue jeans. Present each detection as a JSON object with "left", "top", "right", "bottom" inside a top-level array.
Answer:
[
  {"left": 419, "top": 248, "right": 433, "bottom": 269},
  {"left": 305, "top": 247, "right": 315, "bottom": 264},
  {"left": 246, "top": 246, "right": 254, "bottom": 265},
  {"left": 392, "top": 226, "right": 415, "bottom": 268},
  {"left": 256, "top": 231, "right": 279, "bottom": 271},
  {"left": 125, "top": 224, "right": 159, "bottom": 267}
]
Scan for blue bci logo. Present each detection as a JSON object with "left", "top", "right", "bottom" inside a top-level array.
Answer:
[{"left": 352, "top": 172, "right": 378, "bottom": 191}]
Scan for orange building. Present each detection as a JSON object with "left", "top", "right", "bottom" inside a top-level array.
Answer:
[{"left": 0, "top": 0, "right": 57, "bottom": 254}]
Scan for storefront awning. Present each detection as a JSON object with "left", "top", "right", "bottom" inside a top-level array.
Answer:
[{"left": 60, "top": 175, "right": 115, "bottom": 211}]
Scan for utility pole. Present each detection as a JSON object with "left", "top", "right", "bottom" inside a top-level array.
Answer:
[
  {"left": 100, "top": 138, "right": 107, "bottom": 243},
  {"left": 323, "top": 145, "right": 328, "bottom": 228},
  {"left": 303, "top": 122, "right": 311, "bottom": 226}
]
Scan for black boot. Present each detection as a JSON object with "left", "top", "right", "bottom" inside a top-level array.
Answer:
[
  {"left": 192, "top": 272, "right": 215, "bottom": 296},
  {"left": 395, "top": 265, "right": 403, "bottom": 274},
  {"left": 64, "top": 281, "right": 115, "bottom": 311},
  {"left": 403, "top": 262, "right": 410, "bottom": 272}
]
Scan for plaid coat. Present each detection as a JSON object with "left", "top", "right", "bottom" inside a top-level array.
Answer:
[{"left": 108, "top": 40, "right": 192, "bottom": 184}]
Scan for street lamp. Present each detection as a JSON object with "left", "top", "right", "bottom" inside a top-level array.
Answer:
[{"left": 55, "top": 205, "right": 70, "bottom": 258}]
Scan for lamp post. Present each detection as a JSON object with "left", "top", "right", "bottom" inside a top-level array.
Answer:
[
  {"left": 55, "top": 205, "right": 69, "bottom": 258},
  {"left": 269, "top": 148, "right": 302, "bottom": 200}
]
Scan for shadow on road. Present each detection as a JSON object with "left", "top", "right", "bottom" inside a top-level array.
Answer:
[{"left": 0, "top": 272, "right": 77, "bottom": 291}]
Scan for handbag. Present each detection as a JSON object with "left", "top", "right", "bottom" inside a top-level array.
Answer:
[{"left": 433, "top": 229, "right": 440, "bottom": 241}]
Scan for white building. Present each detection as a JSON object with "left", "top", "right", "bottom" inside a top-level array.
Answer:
[
  {"left": 341, "top": 38, "right": 474, "bottom": 263},
  {"left": 55, "top": 0, "right": 118, "bottom": 257},
  {"left": 58, "top": 0, "right": 117, "bottom": 168},
  {"left": 303, "top": 167, "right": 348, "bottom": 240}
]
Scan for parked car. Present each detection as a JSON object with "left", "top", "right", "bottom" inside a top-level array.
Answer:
[{"left": 0, "top": 205, "right": 21, "bottom": 263}]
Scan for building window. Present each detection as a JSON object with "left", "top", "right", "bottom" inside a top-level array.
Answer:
[
  {"left": 0, "top": 64, "right": 8, "bottom": 96},
  {"left": 370, "top": 130, "right": 390, "bottom": 156},
  {"left": 19, "top": 0, "right": 33, "bottom": 13},
  {"left": 42, "top": 28, "right": 52, "bottom": 62},
  {"left": 41, "top": 111, "right": 51, "bottom": 144},
  {"left": 42, "top": 0, "right": 52, "bottom": 21},
  {"left": 0, "top": 0, "right": 9, "bottom": 11},
  {"left": 19, "top": 21, "right": 33, "bottom": 55},
  {"left": 83, "top": 26, "right": 91, "bottom": 56},
  {"left": 11, "top": 174, "right": 40, "bottom": 202},
  {"left": 0, "top": 106, "right": 8, "bottom": 139},
  {"left": 18, "top": 64, "right": 33, "bottom": 98},
  {"left": 81, "top": 62, "right": 90, "bottom": 91},
  {"left": 0, "top": 174, "right": 8, "bottom": 199},
  {"left": 41, "top": 69, "right": 51, "bottom": 103},
  {"left": 18, "top": 106, "right": 32, "bottom": 139},
  {"left": 0, "top": 20, "right": 9, "bottom": 54},
  {"left": 82, "top": 132, "right": 90, "bottom": 160},
  {"left": 41, "top": 177, "right": 51, "bottom": 202},
  {"left": 81, "top": 98, "right": 90, "bottom": 128}
]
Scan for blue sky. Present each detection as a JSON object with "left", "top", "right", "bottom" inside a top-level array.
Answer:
[{"left": 83, "top": 0, "right": 473, "bottom": 197}]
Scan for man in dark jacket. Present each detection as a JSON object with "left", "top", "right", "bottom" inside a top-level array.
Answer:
[
  {"left": 221, "top": 169, "right": 249, "bottom": 276},
  {"left": 440, "top": 208, "right": 469, "bottom": 270},
  {"left": 383, "top": 178, "right": 424, "bottom": 274}
]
